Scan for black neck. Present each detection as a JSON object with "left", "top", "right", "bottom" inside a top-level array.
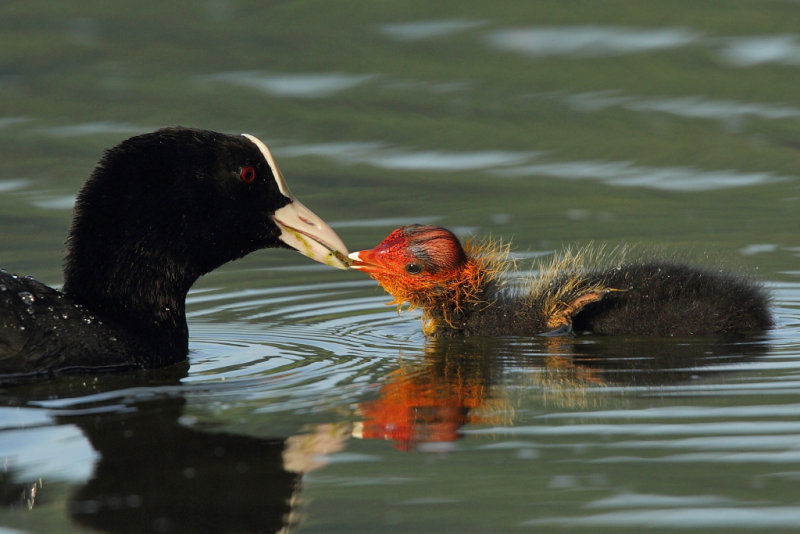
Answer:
[{"left": 62, "top": 243, "right": 200, "bottom": 366}]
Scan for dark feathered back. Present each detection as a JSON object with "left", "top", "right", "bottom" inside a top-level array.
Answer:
[{"left": 572, "top": 261, "right": 772, "bottom": 337}]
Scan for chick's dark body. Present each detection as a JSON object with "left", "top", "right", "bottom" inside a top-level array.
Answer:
[
  {"left": 424, "top": 262, "right": 772, "bottom": 339},
  {"left": 572, "top": 261, "right": 772, "bottom": 337},
  {"left": 351, "top": 225, "right": 773, "bottom": 340}
]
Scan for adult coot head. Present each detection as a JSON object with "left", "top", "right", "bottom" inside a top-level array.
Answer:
[{"left": 0, "top": 127, "right": 350, "bottom": 379}]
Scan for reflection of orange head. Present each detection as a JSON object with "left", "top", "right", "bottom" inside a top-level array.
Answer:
[{"left": 357, "top": 365, "right": 495, "bottom": 451}]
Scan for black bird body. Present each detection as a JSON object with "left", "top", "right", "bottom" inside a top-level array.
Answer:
[
  {"left": 429, "top": 261, "right": 772, "bottom": 338},
  {"left": 349, "top": 225, "right": 773, "bottom": 339},
  {"left": 572, "top": 261, "right": 772, "bottom": 337},
  {"left": 1, "top": 128, "right": 349, "bottom": 380},
  {"left": 0, "top": 272, "right": 146, "bottom": 377}
]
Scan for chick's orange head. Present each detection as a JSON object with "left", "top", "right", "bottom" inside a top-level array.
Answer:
[{"left": 349, "top": 225, "right": 468, "bottom": 305}]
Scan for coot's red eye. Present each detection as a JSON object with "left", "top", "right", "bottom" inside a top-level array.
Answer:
[{"left": 240, "top": 166, "right": 256, "bottom": 184}]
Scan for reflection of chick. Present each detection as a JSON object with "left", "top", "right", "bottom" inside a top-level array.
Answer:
[
  {"left": 357, "top": 360, "right": 509, "bottom": 451},
  {"left": 350, "top": 225, "right": 773, "bottom": 338},
  {"left": 352, "top": 334, "right": 772, "bottom": 450},
  {"left": 283, "top": 423, "right": 351, "bottom": 473}
]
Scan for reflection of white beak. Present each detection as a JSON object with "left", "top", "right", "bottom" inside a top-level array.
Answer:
[{"left": 243, "top": 133, "right": 350, "bottom": 269}]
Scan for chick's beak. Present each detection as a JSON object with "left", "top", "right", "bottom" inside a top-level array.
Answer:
[{"left": 347, "top": 249, "right": 386, "bottom": 274}]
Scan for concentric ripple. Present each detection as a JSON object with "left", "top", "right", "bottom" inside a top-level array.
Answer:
[{"left": 177, "top": 273, "right": 430, "bottom": 413}]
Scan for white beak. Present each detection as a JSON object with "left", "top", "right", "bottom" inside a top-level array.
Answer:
[
  {"left": 243, "top": 133, "right": 350, "bottom": 269},
  {"left": 271, "top": 198, "right": 350, "bottom": 269}
]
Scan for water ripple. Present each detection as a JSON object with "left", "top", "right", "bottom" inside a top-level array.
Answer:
[
  {"left": 280, "top": 140, "right": 537, "bottom": 172},
  {"left": 205, "top": 71, "right": 377, "bottom": 99},
  {"left": 487, "top": 26, "right": 699, "bottom": 58},
  {"left": 178, "top": 276, "right": 426, "bottom": 412},
  {"left": 379, "top": 19, "right": 487, "bottom": 41},
  {"left": 567, "top": 90, "right": 800, "bottom": 120},
  {"left": 524, "top": 507, "right": 800, "bottom": 528},
  {"left": 42, "top": 121, "right": 145, "bottom": 137},
  {"left": 720, "top": 35, "right": 800, "bottom": 67},
  {"left": 279, "top": 137, "right": 790, "bottom": 191},
  {"left": 0, "top": 178, "right": 31, "bottom": 193},
  {"left": 495, "top": 158, "right": 791, "bottom": 191}
]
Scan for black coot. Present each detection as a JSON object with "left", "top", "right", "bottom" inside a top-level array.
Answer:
[
  {"left": 349, "top": 224, "right": 772, "bottom": 338},
  {"left": 0, "top": 127, "right": 349, "bottom": 379}
]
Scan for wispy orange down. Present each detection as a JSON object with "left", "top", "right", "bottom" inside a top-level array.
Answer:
[{"left": 370, "top": 239, "right": 511, "bottom": 334}]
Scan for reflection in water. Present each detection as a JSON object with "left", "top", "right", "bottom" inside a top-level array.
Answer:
[
  {"left": 0, "top": 369, "right": 346, "bottom": 534},
  {"left": 355, "top": 350, "right": 510, "bottom": 452},
  {"left": 0, "top": 472, "right": 41, "bottom": 510},
  {"left": 1, "top": 337, "right": 772, "bottom": 528},
  {"left": 353, "top": 337, "right": 770, "bottom": 451},
  {"left": 66, "top": 396, "right": 300, "bottom": 534},
  {"left": 561, "top": 337, "right": 770, "bottom": 386}
]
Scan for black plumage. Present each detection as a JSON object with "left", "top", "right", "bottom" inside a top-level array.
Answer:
[
  {"left": 572, "top": 261, "right": 772, "bottom": 336},
  {"left": 349, "top": 225, "right": 772, "bottom": 339},
  {"left": 1, "top": 127, "right": 348, "bottom": 380}
]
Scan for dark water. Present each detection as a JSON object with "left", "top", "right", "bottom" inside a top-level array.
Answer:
[{"left": 2, "top": 1, "right": 800, "bottom": 532}]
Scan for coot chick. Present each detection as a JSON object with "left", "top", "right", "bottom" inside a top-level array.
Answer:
[
  {"left": 349, "top": 225, "right": 772, "bottom": 338},
  {"left": 0, "top": 127, "right": 349, "bottom": 379}
]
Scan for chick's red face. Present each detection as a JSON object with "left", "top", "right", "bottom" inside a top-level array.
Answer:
[{"left": 348, "top": 225, "right": 467, "bottom": 294}]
